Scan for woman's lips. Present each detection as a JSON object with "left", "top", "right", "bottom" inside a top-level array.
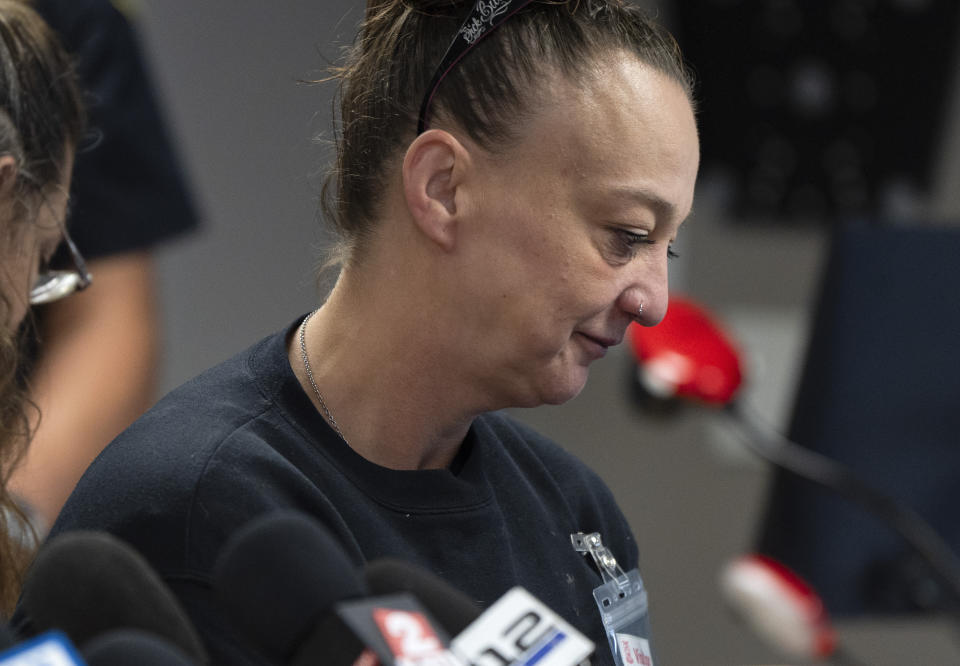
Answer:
[{"left": 576, "top": 331, "right": 615, "bottom": 359}]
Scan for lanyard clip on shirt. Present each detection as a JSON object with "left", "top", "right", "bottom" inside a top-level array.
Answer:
[
  {"left": 571, "top": 532, "right": 656, "bottom": 666},
  {"left": 571, "top": 531, "right": 631, "bottom": 591}
]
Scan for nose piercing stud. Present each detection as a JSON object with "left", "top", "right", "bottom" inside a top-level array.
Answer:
[{"left": 637, "top": 303, "right": 644, "bottom": 316}]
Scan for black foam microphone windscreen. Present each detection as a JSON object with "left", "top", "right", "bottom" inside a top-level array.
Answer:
[
  {"left": 363, "top": 558, "right": 481, "bottom": 636},
  {"left": 82, "top": 629, "right": 197, "bottom": 665},
  {"left": 18, "top": 530, "right": 207, "bottom": 664},
  {"left": 213, "top": 510, "right": 367, "bottom": 664}
]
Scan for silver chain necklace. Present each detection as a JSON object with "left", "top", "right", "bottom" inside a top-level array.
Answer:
[{"left": 298, "top": 310, "right": 347, "bottom": 443}]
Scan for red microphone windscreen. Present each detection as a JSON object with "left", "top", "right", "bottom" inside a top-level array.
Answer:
[
  {"left": 720, "top": 553, "right": 836, "bottom": 660},
  {"left": 628, "top": 296, "right": 743, "bottom": 405}
]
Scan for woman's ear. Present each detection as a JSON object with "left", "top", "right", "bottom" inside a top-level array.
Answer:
[
  {"left": 401, "top": 129, "right": 470, "bottom": 251},
  {"left": 0, "top": 155, "right": 18, "bottom": 199}
]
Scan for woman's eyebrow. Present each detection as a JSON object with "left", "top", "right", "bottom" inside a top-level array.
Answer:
[{"left": 602, "top": 185, "right": 686, "bottom": 222}]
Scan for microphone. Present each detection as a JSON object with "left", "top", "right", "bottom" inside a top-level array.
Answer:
[
  {"left": 213, "top": 510, "right": 368, "bottom": 664},
  {"left": 365, "top": 559, "right": 594, "bottom": 666},
  {"left": 449, "top": 587, "right": 593, "bottom": 666},
  {"left": 627, "top": 295, "right": 743, "bottom": 407},
  {"left": 214, "top": 510, "right": 460, "bottom": 666},
  {"left": 628, "top": 297, "right": 960, "bottom": 606},
  {"left": 719, "top": 554, "right": 836, "bottom": 661},
  {"left": 17, "top": 530, "right": 208, "bottom": 664},
  {"left": 217, "top": 511, "right": 593, "bottom": 665},
  {"left": 720, "top": 554, "right": 873, "bottom": 666},
  {"left": 364, "top": 559, "right": 481, "bottom": 636},
  {"left": 729, "top": 401, "right": 960, "bottom": 613},
  {"left": 628, "top": 295, "right": 960, "bottom": 655},
  {"left": 0, "top": 629, "right": 197, "bottom": 666},
  {"left": 82, "top": 629, "right": 198, "bottom": 665}
]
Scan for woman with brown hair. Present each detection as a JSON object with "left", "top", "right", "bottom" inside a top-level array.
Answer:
[
  {"left": 0, "top": 0, "right": 84, "bottom": 615},
  {"left": 42, "top": 0, "right": 699, "bottom": 662}
]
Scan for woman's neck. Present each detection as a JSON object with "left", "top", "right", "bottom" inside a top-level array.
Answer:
[{"left": 288, "top": 271, "right": 483, "bottom": 471}]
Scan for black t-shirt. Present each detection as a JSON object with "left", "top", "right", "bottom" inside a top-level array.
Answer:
[
  {"left": 35, "top": 0, "right": 199, "bottom": 261},
  {"left": 36, "top": 317, "right": 640, "bottom": 664}
]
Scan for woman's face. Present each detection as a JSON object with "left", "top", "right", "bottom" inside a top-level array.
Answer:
[
  {"left": 454, "top": 54, "right": 700, "bottom": 408},
  {"left": 1, "top": 167, "right": 72, "bottom": 332}
]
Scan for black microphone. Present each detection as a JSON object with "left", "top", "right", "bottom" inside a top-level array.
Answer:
[
  {"left": 365, "top": 559, "right": 595, "bottom": 666},
  {"left": 363, "top": 558, "right": 481, "bottom": 636},
  {"left": 17, "top": 530, "right": 208, "bottom": 664},
  {"left": 213, "top": 511, "right": 370, "bottom": 665},
  {"left": 214, "top": 511, "right": 466, "bottom": 666},
  {"left": 82, "top": 629, "right": 198, "bottom": 665}
]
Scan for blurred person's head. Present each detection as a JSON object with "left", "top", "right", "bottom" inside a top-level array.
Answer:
[
  {"left": 0, "top": 0, "right": 83, "bottom": 615},
  {"left": 319, "top": 0, "right": 699, "bottom": 408}
]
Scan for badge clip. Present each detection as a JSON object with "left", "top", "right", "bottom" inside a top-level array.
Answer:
[
  {"left": 571, "top": 532, "right": 655, "bottom": 665},
  {"left": 570, "top": 531, "right": 630, "bottom": 590}
]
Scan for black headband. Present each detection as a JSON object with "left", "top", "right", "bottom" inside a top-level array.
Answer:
[{"left": 417, "top": 0, "right": 537, "bottom": 134}]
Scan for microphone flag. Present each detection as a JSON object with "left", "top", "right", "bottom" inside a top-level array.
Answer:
[
  {"left": 451, "top": 587, "right": 593, "bottom": 666},
  {"left": 337, "top": 593, "right": 463, "bottom": 666},
  {"left": 0, "top": 631, "right": 85, "bottom": 666}
]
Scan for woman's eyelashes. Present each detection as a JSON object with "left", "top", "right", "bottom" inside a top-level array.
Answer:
[
  {"left": 610, "top": 229, "right": 648, "bottom": 259},
  {"left": 606, "top": 228, "right": 679, "bottom": 262}
]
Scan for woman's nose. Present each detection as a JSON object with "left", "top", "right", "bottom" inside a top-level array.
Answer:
[{"left": 619, "top": 258, "right": 670, "bottom": 326}]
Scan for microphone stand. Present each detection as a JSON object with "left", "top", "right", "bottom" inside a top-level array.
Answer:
[{"left": 726, "top": 401, "right": 960, "bottom": 634}]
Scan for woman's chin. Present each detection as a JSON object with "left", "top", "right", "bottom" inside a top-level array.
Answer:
[{"left": 533, "top": 368, "right": 590, "bottom": 407}]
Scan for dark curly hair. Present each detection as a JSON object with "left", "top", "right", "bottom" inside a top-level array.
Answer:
[{"left": 0, "top": 0, "right": 84, "bottom": 617}]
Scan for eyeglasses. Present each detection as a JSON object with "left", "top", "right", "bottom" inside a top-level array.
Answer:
[
  {"left": 417, "top": 0, "right": 536, "bottom": 134},
  {"left": 28, "top": 224, "right": 92, "bottom": 305}
]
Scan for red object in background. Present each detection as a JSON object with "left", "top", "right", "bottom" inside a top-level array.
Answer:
[
  {"left": 627, "top": 296, "right": 744, "bottom": 406},
  {"left": 720, "top": 554, "right": 838, "bottom": 661}
]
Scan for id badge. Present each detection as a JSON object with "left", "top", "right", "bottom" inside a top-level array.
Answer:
[{"left": 572, "top": 532, "right": 656, "bottom": 666}]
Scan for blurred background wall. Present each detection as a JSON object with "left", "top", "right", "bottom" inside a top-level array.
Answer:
[{"left": 128, "top": 1, "right": 960, "bottom": 663}]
